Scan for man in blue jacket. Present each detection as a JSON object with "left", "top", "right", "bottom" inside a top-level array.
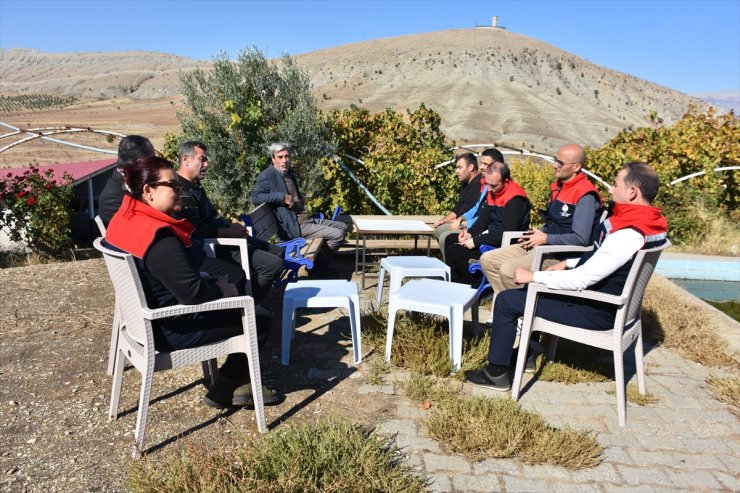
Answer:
[{"left": 251, "top": 142, "right": 347, "bottom": 262}]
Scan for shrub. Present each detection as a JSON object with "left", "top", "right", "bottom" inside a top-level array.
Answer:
[
  {"left": 508, "top": 157, "right": 555, "bottom": 227},
  {"left": 128, "top": 417, "right": 428, "bottom": 493},
  {"left": 0, "top": 167, "right": 74, "bottom": 256},
  {"left": 318, "top": 104, "right": 457, "bottom": 215},
  {"left": 586, "top": 107, "right": 740, "bottom": 245},
  {"left": 173, "top": 46, "right": 335, "bottom": 217}
]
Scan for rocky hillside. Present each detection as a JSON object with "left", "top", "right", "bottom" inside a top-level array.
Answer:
[
  {"left": 0, "top": 48, "right": 204, "bottom": 100},
  {"left": 0, "top": 28, "right": 715, "bottom": 153}
]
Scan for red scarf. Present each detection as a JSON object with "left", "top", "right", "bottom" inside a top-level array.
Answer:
[
  {"left": 106, "top": 195, "right": 194, "bottom": 259},
  {"left": 605, "top": 202, "right": 668, "bottom": 239},
  {"left": 549, "top": 172, "right": 602, "bottom": 205},
  {"left": 491, "top": 179, "right": 528, "bottom": 207}
]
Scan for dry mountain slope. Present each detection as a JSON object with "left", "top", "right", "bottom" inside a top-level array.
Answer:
[
  {"left": 1, "top": 29, "right": 713, "bottom": 154},
  {"left": 297, "top": 28, "right": 711, "bottom": 152},
  {"left": 0, "top": 48, "right": 206, "bottom": 100}
]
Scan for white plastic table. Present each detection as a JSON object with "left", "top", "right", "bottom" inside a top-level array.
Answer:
[
  {"left": 386, "top": 278, "right": 478, "bottom": 372},
  {"left": 376, "top": 256, "right": 451, "bottom": 306},
  {"left": 351, "top": 217, "right": 435, "bottom": 289},
  {"left": 281, "top": 280, "right": 362, "bottom": 366}
]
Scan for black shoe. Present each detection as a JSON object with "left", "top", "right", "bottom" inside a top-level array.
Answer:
[
  {"left": 466, "top": 368, "right": 511, "bottom": 392},
  {"left": 525, "top": 353, "right": 537, "bottom": 373},
  {"left": 233, "top": 383, "right": 283, "bottom": 406}
]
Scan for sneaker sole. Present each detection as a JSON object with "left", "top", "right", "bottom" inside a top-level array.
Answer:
[{"left": 467, "top": 379, "right": 511, "bottom": 392}]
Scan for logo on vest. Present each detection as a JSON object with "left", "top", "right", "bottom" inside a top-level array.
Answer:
[{"left": 559, "top": 204, "right": 572, "bottom": 218}]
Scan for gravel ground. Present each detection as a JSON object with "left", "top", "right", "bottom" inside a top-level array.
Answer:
[{"left": 0, "top": 256, "right": 390, "bottom": 492}]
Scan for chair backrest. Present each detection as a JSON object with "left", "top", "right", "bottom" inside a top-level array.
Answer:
[
  {"left": 618, "top": 239, "right": 671, "bottom": 328},
  {"left": 243, "top": 204, "right": 280, "bottom": 243},
  {"left": 94, "top": 237, "right": 153, "bottom": 347},
  {"left": 95, "top": 216, "right": 107, "bottom": 236}
]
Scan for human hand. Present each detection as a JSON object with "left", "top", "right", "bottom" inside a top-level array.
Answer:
[
  {"left": 513, "top": 266, "right": 534, "bottom": 284},
  {"left": 433, "top": 218, "right": 444, "bottom": 228},
  {"left": 545, "top": 261, "right": 568, "bottom": 272},
  {"left": 519, "top": 227, "right": 547, "bottom": 250},
  {"left": 284, "top": 194, "right": 295, "bottom": 208},
  {"left": 463, "top": 238, "right": 475, "bottom": 249},
  {"left": 449, "top": 218, "right": 461, "bottom": 231},
  {"left": 215, "top": 275, "right": 239, "bottom": 298}
]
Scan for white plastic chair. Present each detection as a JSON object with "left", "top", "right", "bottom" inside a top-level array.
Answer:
[
  {"left": 281, "top": 279, "right": 362, "bottom": 366},
  {"left": 386, "top": 278, "right": 478, "bottom": 372},
  {"left": 376, "top": 256, "right": 451, "bottom": 306},
  {"left": 97, "top": 212, "right": 250, "bottom": 378},
  {"left": 511, "top": 239, "right": 671, "bottom": 426},
  {"left": 94, "top": 238, "right": 266, "bottom": 457}
]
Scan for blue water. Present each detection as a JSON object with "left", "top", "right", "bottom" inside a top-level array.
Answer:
[{"left": 669, "top": 279, "right": 739, "bottom": 321}]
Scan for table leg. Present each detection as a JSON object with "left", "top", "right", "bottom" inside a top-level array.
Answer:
[
  {"left": 354, "top": 230, "right": 359, "bottom": 274},
  {"left": 426, "top": 235, "right": 431, "bottom": 255},
  {"left": 414, "top": 235, "right": 418, "bottom": 253},
  {"left": 362, "top": 235, "right": 367, "bottom": 289}
]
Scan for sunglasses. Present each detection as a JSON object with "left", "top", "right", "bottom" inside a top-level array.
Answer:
[{"left": 149, "top": 180, "right": 182, "bottom": 193}]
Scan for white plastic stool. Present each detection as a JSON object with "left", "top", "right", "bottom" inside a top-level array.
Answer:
[
  {"left": 282, "top": 280, "right": 362, "bottom": 366},
  {"left": 376, "top": 256, "right": 451, "bottom": 306},
  {"left": 386, "top": 278, "right": 478, "bottom": 372}
]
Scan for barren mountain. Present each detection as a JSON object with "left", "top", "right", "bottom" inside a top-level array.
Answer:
[{"left": 0, "top": 28, "right": 715, "bottom": 164}]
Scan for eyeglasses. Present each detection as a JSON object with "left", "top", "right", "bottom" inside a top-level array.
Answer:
[
  {"left": 149, "top": 180, "right": 182, "bottom": 193},
  {"left": 553, "top": 157, "right": 582, "bottom": 167}
]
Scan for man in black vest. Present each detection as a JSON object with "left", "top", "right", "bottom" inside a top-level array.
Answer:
[
  {"left": 467, "top": 162, "right": 668, "bottom": 391},
  {"left": 176, "top": 141, "right": 284, "bottom": 303}
]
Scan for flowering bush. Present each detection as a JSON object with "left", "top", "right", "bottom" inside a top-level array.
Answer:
[{"left": 0, "top": 167, "right": 74, "bottom": 256}]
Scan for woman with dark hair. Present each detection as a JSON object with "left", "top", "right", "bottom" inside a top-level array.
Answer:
[{"left": 105, "top": 156, "right": 281, "bottom": 408}]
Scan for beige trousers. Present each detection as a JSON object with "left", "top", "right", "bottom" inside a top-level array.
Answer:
[{"left": 480, "top": 244, "right": 559, "bottom": 293}]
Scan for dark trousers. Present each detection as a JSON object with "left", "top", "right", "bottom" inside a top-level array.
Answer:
[
  {"left": 215, "top": 235, "right": 284, "bottom": 303},
  {"left": 488, "top": 287, "right": 617, "bottom": 367},
  {"left": 445, "top": 240, "right": 482, "bottom": 287}
]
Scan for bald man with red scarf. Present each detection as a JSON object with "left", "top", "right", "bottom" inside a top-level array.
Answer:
[{"left": 467, "top": 162, "right": 668, "bottom": 391}]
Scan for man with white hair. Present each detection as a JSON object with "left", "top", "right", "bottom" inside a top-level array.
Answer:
[{"left": 251, "top": 142, "right": 347, "bottom": 264}]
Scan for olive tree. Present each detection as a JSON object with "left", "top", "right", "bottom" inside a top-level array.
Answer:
[{"left": 175, "top": 47, "right": 335, "bottom": 217}]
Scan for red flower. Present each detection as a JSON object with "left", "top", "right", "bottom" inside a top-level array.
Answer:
[
  {"left": 26, "top": 196, "right": 36, "bottom": 206},
  {"left": 6, "top": 173, "right": 12, "bottom": 178},
  {"left": 45, "top": 184, "right": 53, "bottom": 190},
  {"left": 15, "top": 190, "right": 28, "bottom": 199}
]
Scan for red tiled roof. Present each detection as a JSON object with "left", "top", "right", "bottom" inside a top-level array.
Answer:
[{"left": 3, "top": 158, "right": 117, "bottom": 185}]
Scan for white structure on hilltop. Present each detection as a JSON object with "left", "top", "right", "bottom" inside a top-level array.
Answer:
[{"left": 476, "top": 16, "right": 506, "bottom": 30}]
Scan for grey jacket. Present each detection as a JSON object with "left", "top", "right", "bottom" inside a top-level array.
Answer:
[{"left": 251, "top": 165, "right": 302, "bottom": 240}]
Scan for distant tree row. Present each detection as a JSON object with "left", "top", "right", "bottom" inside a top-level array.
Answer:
[{"left": 0, "top": 94, "right": 78, "bottom": 112}]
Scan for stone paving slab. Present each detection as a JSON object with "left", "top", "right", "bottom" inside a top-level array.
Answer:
[{"left": 345, "top": 268, "right": 740, "bottom": 493}]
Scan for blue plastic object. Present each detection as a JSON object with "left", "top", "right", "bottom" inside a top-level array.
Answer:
[{"left": 468, "top": 245, "right": 496, "bottom": 299}]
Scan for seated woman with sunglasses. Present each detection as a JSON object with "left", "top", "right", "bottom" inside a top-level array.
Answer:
[{"left": 105, "top": 156, "right": 282, "bottom": 409}]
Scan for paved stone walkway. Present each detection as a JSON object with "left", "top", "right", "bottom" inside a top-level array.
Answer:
[{"left": 342, "top": 268, "right": 740, "bottom": 493}]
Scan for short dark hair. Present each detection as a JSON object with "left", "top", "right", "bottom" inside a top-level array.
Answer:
[
  {"left": 177, "top": 141, "right": 207, "bottom": 163},
  {"left": 622, "top": 162, "right": 660, "bottom": 204},
  {"left": 117, "top": 135, "right": 154, "bottom": 167},
  {"left": 456, "top": 152, "right": 477, "bottom": 169},
  {"left": 123, "top": 156, "right": 175, "bottom": 200},
  {"left": 480, "top": 148, "right": 505, "bottom": 164},
  {"left": 484, "top": 160, "right": 511, "bottom": 181}
]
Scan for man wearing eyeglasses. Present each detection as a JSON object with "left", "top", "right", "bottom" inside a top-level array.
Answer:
[
  {"left": 480, "top": 143, "right": 602, "bottom": 295},
  {"left": 176, "top": 141, "right": 284, "bottom": 305}
]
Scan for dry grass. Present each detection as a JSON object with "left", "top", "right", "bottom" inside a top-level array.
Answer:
[
  {"left": 642, "top": 276, "right": 738, "bottom": 369},
  {"left": 127, "top": 417, "right": 428, "bottom": 493},
  {"left": 672, "top": 207, "right": 740, "bottom": 257},
  {"left": 424, "top": 395, "right": 604, "bottom": 469},
  {"left": 606, "top": 383, "right": 659, "bottom": 406},
  {"left": 706, "top": 374, "right": 740, "bottom": 417},
  {"left": 401, "top": 373, "right": 604, "bottom": 469},
  {"left": 364, "top": 354, "right": 391, "bottom": 386}
]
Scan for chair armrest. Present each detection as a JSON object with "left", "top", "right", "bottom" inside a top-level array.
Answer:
[
  {"left": 502, "top": 231, "right": 526, "bottom": 246},
  {"left": 525, "top": 282, "right": 628, "bottom": 307},
  {"left": 278, "top": 237, "right": 307, "bottom": 259},
  {"left": 142, "top": 295, "right": 254, "bottom": 320},
  {"left": 203, "top": 237, "right": 249, "bottom": 272},
  {"left": 239, "top": 214, "right": 254, "bottom": 236},
  {"left": 530, "top": 244, "right": 592, "bottom": 271},
  {"left": 479, "top": 244, "right": 496, "bottom": 254}
]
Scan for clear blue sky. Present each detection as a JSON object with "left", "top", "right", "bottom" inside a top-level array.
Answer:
[{"left": 0, "top": 0, "right": 738, "bottom": 95}]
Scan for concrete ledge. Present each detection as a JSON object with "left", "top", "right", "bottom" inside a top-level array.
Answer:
[{"left": 657, "top": 252, "right": 740, "bottom": 281}]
